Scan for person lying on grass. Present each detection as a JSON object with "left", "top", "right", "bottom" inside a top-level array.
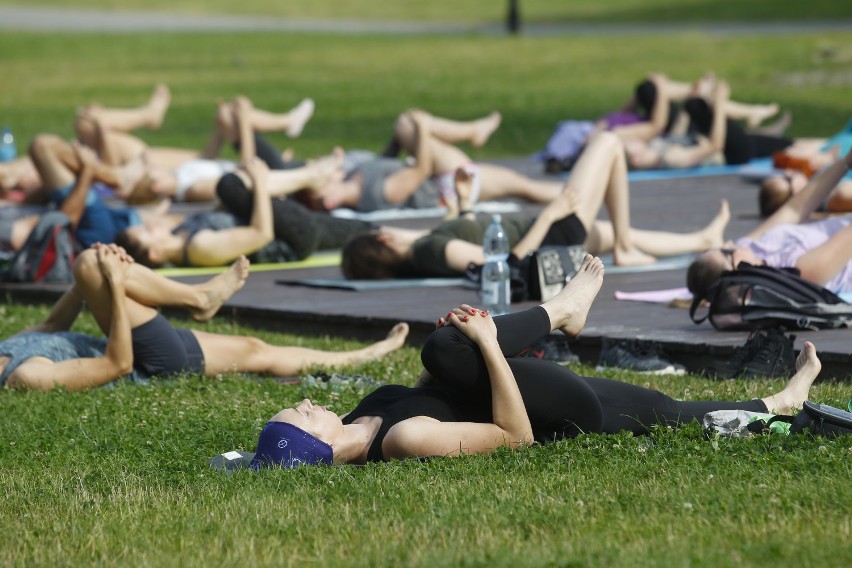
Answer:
[
  {"left": 687, "top": 145, "right": 852, "bottom": 299},
  {"left": 251, "top": 254, "right": 821, "bottom": 469},
  {"left": 0, "top": 244, "right": 409, "bottom": 391},
  {"left": 341, "top": 131, "right": 730, "bottom": 280}
]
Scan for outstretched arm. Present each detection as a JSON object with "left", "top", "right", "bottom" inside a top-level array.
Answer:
[
  {"left": 21, "top": 285, "right": 85, "bottom": 335},
  {"left": 382, "top": 306, "right": 533, "bottom": 459},
  {"left": 746, "top": 146, "right": 852, "bottom": 240}
]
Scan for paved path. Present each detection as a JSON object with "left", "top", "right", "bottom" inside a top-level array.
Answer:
[{"left": 1, "top": 6, "right": 851, "bottom": 35}]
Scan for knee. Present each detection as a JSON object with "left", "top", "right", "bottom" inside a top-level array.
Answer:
[
  {"left": 393, "top": 111, "right": 417, "bottom": 149},
  {"left": 420, "top": 325, "right": 470, "bottom": 376},
  {"left": 28, "top": 134, "right": 63, "bottom": 162},
  {"left": 72, "top": 248, "right": 102, "bottom": 286}
]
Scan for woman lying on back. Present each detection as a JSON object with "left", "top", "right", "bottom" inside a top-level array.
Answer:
[{"left": 251, "top": 255, "right": 821, "bottom": 468}]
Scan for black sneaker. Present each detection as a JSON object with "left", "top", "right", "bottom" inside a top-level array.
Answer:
[
  {"left": 709, "top": 328, "right": 796, "bottom": 379},
  {"left": 516, "top": 336, "right": 579, "bottom": 365},
  {"left": 595, "top": 338, "right": 686, "bottom": 375}
]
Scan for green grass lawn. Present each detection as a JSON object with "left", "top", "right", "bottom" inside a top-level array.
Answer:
[
  {"left": 4, "top": 0, "right": 852, "bottom": 24},
  {"left": 1, "top": 304, "right": 851, "bottom": 566},
  {"left": 1, "top": 31, "right": 851, "bottom": 163},
  {"left": 2, "top": 12, "right": 852, "bottom": 566}
]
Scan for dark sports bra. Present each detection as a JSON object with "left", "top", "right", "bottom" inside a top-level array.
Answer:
[{"left": 342, "top": 384, "right": 490, "bottom": 462}]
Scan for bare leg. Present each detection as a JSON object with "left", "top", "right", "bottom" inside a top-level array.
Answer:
[
  {"left": 762, "top": 341, "right": 820, "bottom": 414},
  {"left": 193, "top": 322, "right": 410, "bottom": 377},
  {"left": 723, "top": 99, "right": 779, "bottom": 129},
  {"left": 78, "top": 247, "right": 250, "bottom": 324},
  {"left": 476, "top": 164, "right": 563, "bottom": 203},
  {"left": 540, "top": 254, "right": 605, "bottom": 337},
  {"left": 73, "top": 248, "right": 161, "bottom": 333},
  {"left": 586, "top": 199, "right": 730, "bottom": 257},
  {"left": 394, "top": 109, "right": 501, "bottom": 149},
  {"left": 264, "top": 150, "right": 343, "bottom": 197},
  {"left": 567, "top": 132, "right": 655, "bottom": 266},
  {"left": 75, "top": 84, "right": 171, "bottom": 138},
  {"left": 29, "top": 134, "right": 120, "bottom": 189}
]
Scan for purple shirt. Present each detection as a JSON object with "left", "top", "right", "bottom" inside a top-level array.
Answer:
[{"left": 736, "top": 217, "right": 852, "bottom": 293}]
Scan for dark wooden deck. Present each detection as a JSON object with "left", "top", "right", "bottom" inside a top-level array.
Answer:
[{"left": 4, "top": 163, "right": 852, "bottom": 379}]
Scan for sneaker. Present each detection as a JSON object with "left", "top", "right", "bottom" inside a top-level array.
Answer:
[
  {"left": 301, "top": 371, "right": 383, "bottom": 391},
  {"left": 709, "top": 328, "right": 795, "bottom": 379},
  {"left": 595, "top": 337, "right": 686, "bottom": 375},
  {"left": 516, "top": 336, "right": 579, "bottom": 365}
]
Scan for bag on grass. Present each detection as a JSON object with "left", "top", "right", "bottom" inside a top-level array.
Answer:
[
  {"left": 746, "top": 401, "right": 852, "bottom": 438},
  {"left": 690, "top": 263, "right": 852, "bottom": 331},
  {"left": 0, "top": 211, "right": 77, "bottom": 284}
]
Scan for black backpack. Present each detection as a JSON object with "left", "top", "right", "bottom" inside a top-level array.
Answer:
[
  {"left": 690, "top": 263, "right": 852, "bottom": 331},
  {"left": 0, "top": 211, "right": 77, "bottom": 284}
]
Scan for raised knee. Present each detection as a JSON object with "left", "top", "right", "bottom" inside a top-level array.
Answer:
[
  {"left": 28, "top": 134, "right": 63, "bottom": 161},
  {"left": 394, "top": 111, "right": 417, "bottom": 146},
  {"left": 72, "top": 248, "right": 101, "bottom": 285}
]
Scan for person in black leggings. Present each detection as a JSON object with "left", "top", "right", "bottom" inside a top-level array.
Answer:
[{"left": 251, "top": 255, "right": 822, "bottom": 469}]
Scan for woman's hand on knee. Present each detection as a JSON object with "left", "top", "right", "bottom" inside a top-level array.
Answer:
[{"left": 436, "top": 303, "right": 489, "bottom": 328}]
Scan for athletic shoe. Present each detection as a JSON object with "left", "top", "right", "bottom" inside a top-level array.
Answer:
[
  {"left": 301, "top": 371, "right": 383, "bottom": 391},
  {"left": 516, "top": 336, "right": 579, "bottom": 365},
  {"left": 709, "top": 328, "right": 796, "bottom": 379},
  {"left": 595, "top": 337, "right": 686, "bottom": 376}
]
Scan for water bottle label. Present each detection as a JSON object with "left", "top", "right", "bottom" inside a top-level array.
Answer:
[{"left": 482, "top": 279, "right": 510, "bottom": 306}]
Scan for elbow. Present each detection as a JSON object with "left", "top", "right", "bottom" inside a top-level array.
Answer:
[{"left": 508, "top": 431, "right": 535, "bottom": 450}]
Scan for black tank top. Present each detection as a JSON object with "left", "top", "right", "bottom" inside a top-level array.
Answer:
[{"left": 342, "top": 384, "right": 490, "bottom": 462}]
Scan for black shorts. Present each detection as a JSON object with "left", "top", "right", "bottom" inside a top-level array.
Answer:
[
  {"left": 131, "top": 313, "right": 205, "bottom": 378},
  {"left": 541, "top": 213, "right": 587, "bottom": 247}
]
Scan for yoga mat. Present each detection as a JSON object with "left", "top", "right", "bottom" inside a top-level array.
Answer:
[
  {"left": 598, "top": 253, "right": 697, "bottom": 275},
  {"left": 626, "top": 164, "right": 742, "bottom": 182},
  {"left": 330, "top": 200, "right": 522, "bottom": 222},
  {"left": 615, "top": 287, "right": 692, "bottom": 304},
  {"left": 278, "top": 277, "right": 468, "bottom": 291},
  {"left": 155, "top": 252, "right": 341, "bottom": 278}
]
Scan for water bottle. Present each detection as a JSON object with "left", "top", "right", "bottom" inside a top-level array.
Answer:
[
  {"left": 0, "top": 127, "right": 16, "bottom": 162},
  {"left": 481, "top": 214, "right": 511, "bottom": 315}
]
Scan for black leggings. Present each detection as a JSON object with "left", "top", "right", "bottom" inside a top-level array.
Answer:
[
  {"left": 684, "top": 98, "right": 792, "bottom": 165},
  {"left": 420, "top": 307, "right": 766, "bottom": 441},
  {"left": 216, "top": 174, "right": 373, "bottom": 261}
]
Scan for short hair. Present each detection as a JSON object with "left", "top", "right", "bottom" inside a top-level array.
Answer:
[
  {"left": 341, "top": 232, "right": 405, "bottom": 280},
  {"left": 114, "top": 229, "right": 160, "bottom": 268},
  {"left": 758, "top": 176, "right": 792, "bottom": 218},
  {"left": 686, "top": 251, "right": 726, "bottom": 300}
]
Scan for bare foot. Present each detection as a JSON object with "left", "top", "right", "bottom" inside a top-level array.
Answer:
[
  {"left": 763, "top": 341, "right": 821, "bottom": 414},
  {"left": 613, "top": 245, "right": 656, "bottom": 267},
  {"left": 359, "top": 322, "right": 410, "bottom": 361},
  {"left": 542, "top": 254, "right": 605, "bottom": 337},
  {"left": 746, "top": 103, "right": 780, "bottom": 129},
  {"left": 147, "top": 83, "right": 171, "bottom": 129},
  {"left": 699, "top": 199, "right": 731, "bottom": 249},
  {"left": 191, "top": 256, "right": 250, "bottom": 322},
  {"left": 472, "top": 112, "right": 502, "bottom": 147},
  {"left": 286, "top": 98, "right": 315, "bottom": 138},
  {"left": 307, "top": 148, "right": 344, "bottom": 191}
]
